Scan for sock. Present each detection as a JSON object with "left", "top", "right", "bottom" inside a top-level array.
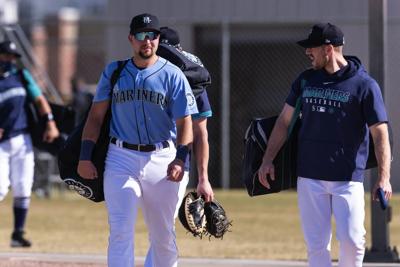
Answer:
[{"left": 13, "top": 197, "right": 30, "bottom": 232}]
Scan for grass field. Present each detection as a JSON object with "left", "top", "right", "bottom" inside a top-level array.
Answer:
[{"left": 0, "top": 189, "right": 399, "bottom": 261}]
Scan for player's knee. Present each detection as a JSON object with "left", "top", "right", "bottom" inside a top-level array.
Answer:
[
  {"left": 108, "top": 217, "right": 134, "bottom": 242},
  {"left": 338, "top": 232, "right": 365, "bottom": 252}
]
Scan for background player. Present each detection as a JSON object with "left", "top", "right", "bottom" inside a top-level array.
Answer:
[
  {"left": 0, "top": 40, "right": 60, "bottom": 247},
  {"left": 158, "top": 26, "right": 214, "bottom": 202},
  {"left": 257, "top": 23, "right": 392, "bottom": 267},
  {"left": 77, "top": 13, "right": 197, "bottom": 267}
]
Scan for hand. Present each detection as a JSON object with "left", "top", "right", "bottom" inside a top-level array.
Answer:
[
  {"left": 257, "top": 159, "right": 275, "bottom": 189},
  {"left": 77, "top": 160, "right": 98, "bottom": 179},
  {"left": 0, "top": 128, "right": 3, "bottom": 140},
  {"left": 372, "top": 178, "right": 392, "bottom": 202},
  {"left": 42, "top": 121, "right": 60, "bottom": 143},
  {"left": 167, "top": 158, "right": 184, "bottom": 182},
  {"left": 196, "top": 179, "right": 214, "bottom": 202}
]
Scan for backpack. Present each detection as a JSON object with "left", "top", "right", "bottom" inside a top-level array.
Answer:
[
  {"left": 157, "top": 43, "right": 211, "bottom": 97},
  {"left": 57, "top": 60, "right": 128, "bottom": 202}
]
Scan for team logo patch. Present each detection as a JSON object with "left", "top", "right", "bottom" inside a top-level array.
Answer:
[
  {"left": 186, "top": 93, "right": 195, "bottom": 107},
  {"left": 143, "top": 16, "right": 151, "bottom": 24},
  {"left": 9, "top": 43, "right": 17, "bottom": 50},
  {"left": 63, "top": 178, "right": 94, "bottom": 200}
]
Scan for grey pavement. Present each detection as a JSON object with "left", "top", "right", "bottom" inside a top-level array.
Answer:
[{"left": 0, "top": 252, "right": 399, "bottom": 267}]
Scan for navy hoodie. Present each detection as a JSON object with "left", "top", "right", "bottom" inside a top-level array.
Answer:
[{"left": 286, "top": 56, "right": 388, "bottom": 182}]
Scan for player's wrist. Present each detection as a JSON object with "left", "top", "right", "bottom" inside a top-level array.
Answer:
[
  {"left": 175, "top": 144, "right": 190, "bottom": 162},
  {"left": 79, "top": 140, "right": 95, "bottom": 161},
  {"left": 42, "top": 113, "right": 54, "bottom": 122}
]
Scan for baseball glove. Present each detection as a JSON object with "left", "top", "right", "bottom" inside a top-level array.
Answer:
[
  {"left": 178, "top": 192, "right": 207, "bottom": 238},
  {"left": 204, "top": 199, "right": 232, "bottom": 239}
]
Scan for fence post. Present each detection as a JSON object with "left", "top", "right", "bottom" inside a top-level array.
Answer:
[
  {"left": 221, "top": 20, "right": 230, "bottom": 189},
  {"left": 364, "top": 0, "right": 399, "bottom": 262}
]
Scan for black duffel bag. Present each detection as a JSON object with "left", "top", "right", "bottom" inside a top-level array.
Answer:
[{"left": 241, "top": 116, "right": 299, "bottom": 197}]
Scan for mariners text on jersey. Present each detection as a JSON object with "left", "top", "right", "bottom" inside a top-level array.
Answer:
[{"left": 113, "top": 88, "right": 168, "bottom": 107}]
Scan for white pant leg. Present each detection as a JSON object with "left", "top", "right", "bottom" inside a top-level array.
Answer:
[
  {"left": 142, "top": 147, "right": 189, "bottom": 267},
  {"left": 144, "top": 171, "right": 189, "bottom": 267},
  {"left": 0, "top": 134, "right": 34, "bottom": 200},
  {"left": 0, "top": 139, "right": 11, "bottom": 201},
  {"left": 297, "top": 177, "right": 333, "bottom": 267},
  {"left": 104, "top": 145, "right": 142, "bottom": 267},
  {"left": 331, "top": 181, "right": 366, "bottom": 267}
]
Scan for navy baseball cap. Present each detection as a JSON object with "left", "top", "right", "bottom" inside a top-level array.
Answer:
[
  {"left": 160, "top": 27, "right": 180, "bottom": 46},
  {"left": 0, "top": 41, "right": 21, "bottom": 57},
  {"left": 130, "top": 13, "right": 160, "bottom": 34},
  {"left": 297, "top": 23, "right": 344, "bottom": 48}
]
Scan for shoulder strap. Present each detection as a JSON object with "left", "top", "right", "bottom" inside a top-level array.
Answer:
[
  {"left": 17, "top": 69, "right": 29, "bottom": 89},
  {"left": 287, "top": 76, "right": 308, "bottom": 137},
  {"left": 109, "top": 59, "right": 129, "bottom": 96}
]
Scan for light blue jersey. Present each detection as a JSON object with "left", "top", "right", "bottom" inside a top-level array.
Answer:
[{"left": 93, "top": 57, "right": 198, "bottom": 144}]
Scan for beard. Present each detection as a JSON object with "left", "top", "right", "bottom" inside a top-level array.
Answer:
[{"left": 138, "top": 47, "right": 154, "bottom": 59}]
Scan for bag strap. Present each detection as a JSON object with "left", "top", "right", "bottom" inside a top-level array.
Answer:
[
  {"left": 287, "top": 78, "right": 306, "bottom": 137},
  {"left": 109, "top": 59, "right": 129, "bottom": 95},
  {"left": 17, "top": 69, "right": 27, "bottom": 87}
]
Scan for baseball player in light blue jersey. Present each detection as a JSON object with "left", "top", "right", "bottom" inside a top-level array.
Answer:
[
  {"left": 0, "top": 41, "right": 60, "bottom": 247},
  {"left": 77, "top": 13, "right": 197, "bottom": 267}
]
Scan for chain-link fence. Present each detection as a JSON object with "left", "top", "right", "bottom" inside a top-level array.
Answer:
[
  {"left": 18, "top": 18, "right": 312, "bottom": 190},
  {"left": 8, "top": 14, "right": 400, "bottom": 192},
  {"left": 194, "top": 24, "right": 310, "bottom": 188}
]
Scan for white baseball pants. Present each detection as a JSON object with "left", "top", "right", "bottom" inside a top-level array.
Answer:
[
  {"left": 104, "top": 142, "right": 188, "bottom": 267},
  {"left": 0, "top": 134, "right": 34, "bottom": 201},
  {"left": 297, "top": 177, "right": 366, "bottom": 267}
]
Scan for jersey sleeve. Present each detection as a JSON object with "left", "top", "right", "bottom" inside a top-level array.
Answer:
[
  {"left": 22, "top": 69, "right": 42, "bottom": 100},
  {"left": 192, "top": 89, "right": 212, "bottom": 120},
  {"left": 169, "top": 72, "right": 198, "bottom": 119},
  {"left": 362, "top": 79, "right": 388, "bottom": 126},
  {"left": 93, "top": 61, "right": 118, "bottom": 102}
]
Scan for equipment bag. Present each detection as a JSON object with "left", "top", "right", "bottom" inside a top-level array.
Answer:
[
  {"left": 241, "top": 116, "right": 299, "bottom": 197},
  {"left": 57, "top": 60, "right": 128, "bottom": 202}
]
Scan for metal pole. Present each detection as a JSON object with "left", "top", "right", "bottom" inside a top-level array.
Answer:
[
  {"left": 221, "top": 21, "right": 230, "bottom": 189},
  {"left": 364, "top": 0, "right": 399, "bottom": 262}
]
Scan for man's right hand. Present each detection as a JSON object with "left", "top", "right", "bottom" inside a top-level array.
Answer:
[
  {"left": 77, "top": 160, "right": 98, "bottom": 179},
  {"left": 257, "top": 159, "right": 275, "bottom": 189}
]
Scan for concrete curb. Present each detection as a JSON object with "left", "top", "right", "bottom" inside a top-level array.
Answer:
[{"left": 0, "top": 252, "right": 398, "bottom": 267}]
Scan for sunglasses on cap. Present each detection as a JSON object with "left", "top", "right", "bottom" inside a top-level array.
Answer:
[{"left": 133, "top": 31, "right": 159, "bottom": 41}]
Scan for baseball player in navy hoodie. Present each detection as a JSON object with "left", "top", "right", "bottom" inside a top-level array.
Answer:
[{"left": 258, "top": 23, "right": 392, "bottom": 267}]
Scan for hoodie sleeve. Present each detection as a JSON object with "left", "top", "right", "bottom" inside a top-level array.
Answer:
[
  {"left": 362, "top": 78, "right": 388, "bottom": 126},
  {"left": 286, "top": 71, "right": 308, "bottom": 107}
]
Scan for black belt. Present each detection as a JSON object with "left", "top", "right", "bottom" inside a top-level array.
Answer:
[{"left": 110, "top": 137, "right": 169, "bottom": 152}]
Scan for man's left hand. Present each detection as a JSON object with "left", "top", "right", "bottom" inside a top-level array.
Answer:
[
  {"left": 167, "top": 158, "right": 184, "bottom": 182},
  {"left": 372, "top": 178, "right": 392, "bottom": 201},
  {"left": 196, "top": 179, "right": 214, "bottom": 202},
  {"left": 42, "top": 121, "right": 60, "bottom": 143}
]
